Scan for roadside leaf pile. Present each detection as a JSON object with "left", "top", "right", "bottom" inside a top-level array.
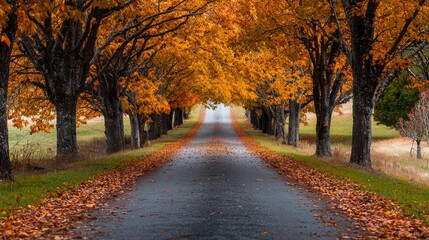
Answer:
[
  {"left": 231, "top": 111, "right": 429, "bottom": 239},
  {"left": 0, "top": 109, "right": 205, "bottom": 239}
]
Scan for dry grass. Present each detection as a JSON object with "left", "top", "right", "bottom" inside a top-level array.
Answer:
[
  {"left": 287, "top": 137, "right": 429, "bottom": 186},
  {"left": 300, "top": 102, "right": 429, "bottom": 186}
]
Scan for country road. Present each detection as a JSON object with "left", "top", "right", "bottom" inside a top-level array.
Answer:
[{"left": 75, "top": 105, "right": 358, "bottom": 239}]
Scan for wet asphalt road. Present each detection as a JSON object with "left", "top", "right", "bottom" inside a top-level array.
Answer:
[{"left": 77, "top": 105, "right": 355, "bottom": 239}]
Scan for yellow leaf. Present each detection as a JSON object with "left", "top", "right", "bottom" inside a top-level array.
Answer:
[{"left": 1, "top": 35, "right": 11, "bottom": 47}]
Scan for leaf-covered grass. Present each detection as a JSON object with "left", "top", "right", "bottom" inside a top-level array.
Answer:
[
  {"left": 0, "top": 109, "right": 200, "bottom": 213},
  {"left": 235, "top": 111, "right": 429, "bottom": 222}
]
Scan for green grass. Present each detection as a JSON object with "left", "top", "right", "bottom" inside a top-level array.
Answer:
[
  {"left": 299, "top": 114, "right": 399, "bottom": 145},
  {"left": 236, "top": 109, "right": 429, "bottom": 222},
  {"left": 0, "top": 108, "right": 200, "bottom": 213},
  {"left": 8, "top": 117, "right": 132, "bottom": 158}
]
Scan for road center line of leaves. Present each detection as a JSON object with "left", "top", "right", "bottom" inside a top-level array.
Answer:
[
  {"left": 230, "top": 110, "right": 429, "bottom": 239},
  {"left": 0, "top": 109, "right": 206, "bottom": 239}
]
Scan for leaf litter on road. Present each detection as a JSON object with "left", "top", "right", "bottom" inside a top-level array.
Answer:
[
  {"left": 231, "top": 110, "right": 429, "bottom": 239},
  {"left": 0, "top": 110, "right": 206, "bottom": 239}
]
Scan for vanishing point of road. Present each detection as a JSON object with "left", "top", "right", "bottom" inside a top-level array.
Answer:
[{"left": 76, "top": 105, "right": 358, "bottom": 239}]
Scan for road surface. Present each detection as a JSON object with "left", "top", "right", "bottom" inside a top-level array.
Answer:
[{"left": 75, "top": 105, "right": 358, "bottom": 239}]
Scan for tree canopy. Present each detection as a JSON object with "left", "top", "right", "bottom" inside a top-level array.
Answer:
[{"left": 1, "top": 0, "right": 429, "bottom": 179}]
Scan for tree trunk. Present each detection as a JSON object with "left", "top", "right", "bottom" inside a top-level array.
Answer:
[
  {"left": 250, "top": 108, "right": 258, "bottom": 130},
  {"left": 275, "top": 105, "right": 286, "bottom": 144},
  {"left": 0, "top": 9, "right": 17, "bottom": 181},
  {"left": 119, "top": 105, "right": 125, "bottom": 148},
  {"left": 161, "top": 113, "right": 168, "bottom": 135},
  {"left": 137, "top": 114, "right": 148, "bottom": 147},
  {"left": 251, "top": 109, "right": 258, "bottom": 129},
  {"left": 174, "top": 108, "right": 183, "bottom": 126},
  {"left": 183, "top": 108, "right": 189, "bottom": 120},
  {"left": 104, "top": 116, "right": 123, "bottom": 154},
  {"left": 416, "top": 139, "right": 422, "bottom": 159},
  {"left": 261, "top": 109, "right": 270, "bottom": 134},
  {"left": 0, "top": 86, "right": 11, "bottom": 180},
  {"left": 150, "top": 114, "right": 159, "bottom": 140},
  {"left": 350, "top": 90, "right": 373, "bottom": 167},
  {"left": 168, "top": 110, "right": 174, "bottom": 130},
  {"left": 99, "top": 76, "right": 124, "bottom": 154},
  {"left": 344, "top": 1, "right": 380, "bottom": 168},
  {"left": 56, "top": 100, "right": 78, "bottom": 158},
  {"left": 315, "top": 108, "right": 334, "bottom": 157},
  {"left": 251, "top": 111, "right": 257, "bottom": 129},
  {"left": 245, "top": 110, "right": 251, "bottom": 119},
  {"left": 257, "top": 108, "right": 263, "bottom": 130},
  {"left": 129, "top": 112, "right": 140, "bottom": 149},
  {"left": 249, "top": 109, "right": 254, "bottom": 128},
  {"left": 288, "top": 100, "right": 301, "bottom": 147}
]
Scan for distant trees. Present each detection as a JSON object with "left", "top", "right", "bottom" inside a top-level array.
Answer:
[
  {"left": 399, "top": 91, "right": 429, "bottom": 159},
  {"left": 374, "top": 73, "right": 420, "bottom": 129}
]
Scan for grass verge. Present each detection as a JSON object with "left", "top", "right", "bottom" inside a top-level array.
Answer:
[
  {"left": 300, "top": 112, "right": 399, "bottom": 145},
  {"left": 233, "top": 107, "right": 429, "bottom": 222},
  {"left": 0, "top": 108, "right": 201, "bottom": 213}
]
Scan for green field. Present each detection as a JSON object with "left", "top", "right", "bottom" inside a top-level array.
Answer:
[
  {"left": 8, "top": 117, "right": 132, "bottom": 159},
  {"left": 299, "top": 112, "right": 400, "bottom": 145}
]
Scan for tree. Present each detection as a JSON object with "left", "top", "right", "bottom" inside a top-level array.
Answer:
[
  {"left": 0, "top": 0, "right": 18, "bottom": 180},
  {"left": 374, "top": 72, "right": 420, "bottom": 129},
  {"left": 18, "top": 0, "right": 134, "bottom": 159},
  {"left": 87, "top": 0, "right": 212, "bottom": 153},
  {"left": 398, "top": 91, "right": 429, "bottom": 159},
  {"left": 291, "top": 2, "right": 353, "bottom": 156},
  {"left": 328, "top": 0, "right": 429, "bottom": 167},
  {"left": 233, "top": 0, "right": 353, "bottom": 154}
]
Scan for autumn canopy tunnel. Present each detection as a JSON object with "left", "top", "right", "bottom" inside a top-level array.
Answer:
[
  {"left": 2, "top": 0, "right": 429, "bottom": 238},
  {"left": 1, "top": 0, "right": 429, "bottom": 179}
]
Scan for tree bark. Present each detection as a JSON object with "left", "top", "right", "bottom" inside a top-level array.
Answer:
[
  {"left": 99, "top": 75, "right": 124, "bottom": 154},
  {"left": 251, "top": 110, "right": 256, "bottom": 128},
  {"left": 341, "top": 0, "right": 380, "bottom": 168},
  {"left": 0, "top": 85, "right": 11, "bottom": 180},
  {"left": 161, "top": 113, "right": 169, "bottom": 135},
  {"left": 261, "top": 109, "right": 267, "bottom": 133},
  {"left": 0, "top": 9, "right": 17, "bottom": 180},
  {"left": 275, "top": 106, "right": 286, "bottom": 144},
  {"left": 288, "top": 100, "right": 301, "bottom": 147},
  {"left": 416, "top": 139, "right": 422, "bottom": 159},
  {"left": 104, "top": 114, "right": 124, "bottom": 154},
  {"left": 256, "top": 108, "right": 262, "bottom": 130},
  {"left": 183, "top": 108, "right": 189, "bottom": 120},
  {"left": 129, "top": 112, "right": 140, "bottom": 149},
  {"left": 261, "top": 108, "right": 274, "bottom": 135},
  {"left": 350, "top": 90, "right": 373, "bottom": 167},
  {"left": 315, "top": 110, "right": 333, "bottom": 157},
  {"left": 56, "top": 100, "right": 78, "bottom": 158},
  {"left": 137, "top": 114, "right": 148, "bottom": 147},
  {"left": 168, "top": 110, "right": 174, "bottom": 130},
  {"left": 119, "top": 105, "right": 125, "bottom": 148},
  {"left": 174, "top": 108, "right": 183, "bottom": 126},
  {"left": 148, "top": 114, "right": 160, "bottom": 140}
]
